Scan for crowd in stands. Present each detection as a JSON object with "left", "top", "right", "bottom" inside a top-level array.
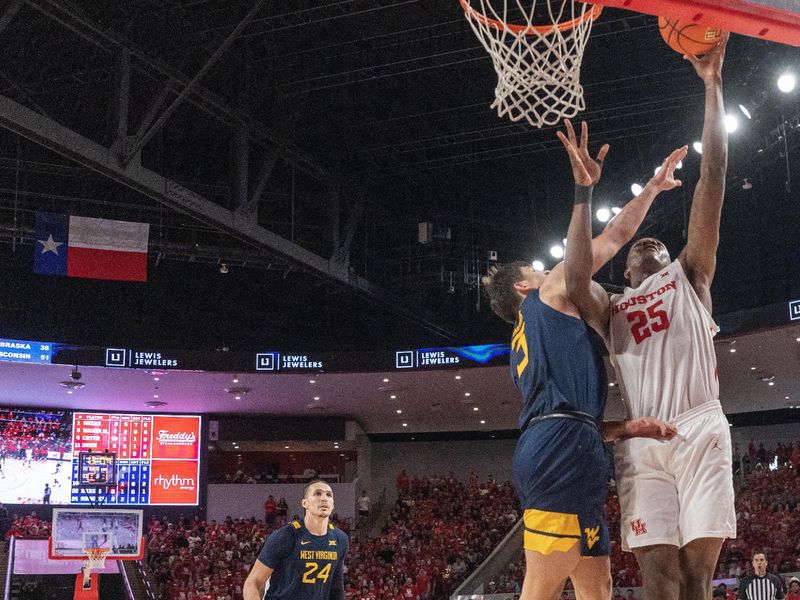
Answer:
[
  {"left": 344, "top": 472, "right": 519, "bottom": 599},
  {"left": 8, "top": 438, "right": 800, "bottom": 599},
  {"left": 3, "top": 510, "right": 51, "bottom": 539},
  {"left": 210, "top": 466, "right": 341, "bottom": 484},
  {"left": 0, "top": 409, "right": 71, "bottom": 460}
]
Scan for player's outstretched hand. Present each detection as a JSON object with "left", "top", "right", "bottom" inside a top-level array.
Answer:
[
  {"left": 684, "top": 31, "right": 729, "bottom": 83},
  {"left": 624, "top": 417, "right": 678, "bottom": 441},
  {"left": 556, "top": 120, "right": 609, "bottom": 187},
  {"left": 647, "top": 146, "right": 688, "bottom": 193}
]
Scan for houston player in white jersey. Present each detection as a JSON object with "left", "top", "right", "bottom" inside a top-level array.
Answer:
[{"left": 561, "top": 33, "right": 734, "bottom": 600}]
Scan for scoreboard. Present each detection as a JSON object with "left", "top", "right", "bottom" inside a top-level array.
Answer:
[{"left": 71, "top": 412, "right": 201, "bottom": 506}]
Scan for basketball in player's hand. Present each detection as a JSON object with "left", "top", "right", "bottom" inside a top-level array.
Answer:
[{"left": 658, "top": 17, "right": 724, "bottom": 56}]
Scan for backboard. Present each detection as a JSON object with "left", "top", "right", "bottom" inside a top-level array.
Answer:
[
  {"left": 48, "top": 508, "right": 144, "bottom": 561},
  {"left": 585, "top": 0, "right": 800, "bottom": 46}
]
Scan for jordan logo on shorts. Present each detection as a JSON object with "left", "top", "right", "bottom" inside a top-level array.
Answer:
[
  {"left": 584, "top": 526, "right": 600, "bottom": 549},
  {"left": 711, "top": 438, "right": 722, "bottom": 451},
  {"left": 631, "top": 519, "right": 648, "bottom": 536}
]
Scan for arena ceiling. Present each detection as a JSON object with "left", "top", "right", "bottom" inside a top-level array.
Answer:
[
  {"left": 0, "top": 323, "right": 798, "bottom": 433},
  {"left": 0, "top": 0, "right": 798, "bottom": 353}
]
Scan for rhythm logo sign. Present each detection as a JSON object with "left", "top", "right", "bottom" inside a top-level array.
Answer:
[{"left": 149, "top": 460, "right": 199, "bottom": 505}]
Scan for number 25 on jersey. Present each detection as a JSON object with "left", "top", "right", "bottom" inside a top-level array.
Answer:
[{"left": 627, "top": 299, "right": 670, "bottom": 344}]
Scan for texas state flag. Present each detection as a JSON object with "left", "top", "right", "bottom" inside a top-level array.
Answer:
[{"left": 34, "top": 212, "right": 149, "bottom": 282}]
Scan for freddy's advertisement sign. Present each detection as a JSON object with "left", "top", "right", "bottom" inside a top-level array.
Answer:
[{"left": 151, "top": 415, "right": 201, "bottom": 460}]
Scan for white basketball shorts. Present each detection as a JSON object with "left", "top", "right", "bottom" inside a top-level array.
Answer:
[{"left": 614, "top": 401, "right": 736, "bottom": 551}]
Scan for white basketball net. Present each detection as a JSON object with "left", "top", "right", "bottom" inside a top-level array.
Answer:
[
  {"left": 84, "top": 547, "right": 110, "bottom": 572},
  {"left": 461, "top": 0, "right": 601, "bottom": 128}
]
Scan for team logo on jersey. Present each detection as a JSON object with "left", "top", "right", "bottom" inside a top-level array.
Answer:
[
  {"left": 660, "top": 272, "right": 669, "bottom": 278},
  {"left": 328, "top": 539, "right": 337, "bottom": 546},
  {"left": 584, "top": 526, "right": 600, "bottom": 549},
  {"left": 631, "top": 519, "right": 648, "bottom": 536},
  {"left": 301, "top": 540, "right": 311, "bottom": 545}
]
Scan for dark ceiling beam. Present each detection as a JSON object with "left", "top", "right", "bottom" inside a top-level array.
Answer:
[
  {"left": 0, "top": 0, "right": 23, "bottom": 34},
  {"left": 238, "top": 146, "right": 280, "bottom": 219},
  {"left": 107, "top": 49, "right": 130, "bottom": 151},
  {"left": 0, "top": 93, "right": 458, "bottom": 341},
  {"left": 25, "top": 0, "right": 332, "bottom": 183},
  {"left": 121, "top": 0, "right": 268, "bottom": 166}
]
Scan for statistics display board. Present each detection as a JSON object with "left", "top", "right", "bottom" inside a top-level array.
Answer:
[{"left": 71, "top": 413, "right": 201, "bottom": 506}]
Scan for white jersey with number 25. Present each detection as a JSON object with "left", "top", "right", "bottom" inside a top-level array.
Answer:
[{"left": 608, "top": 259, "right": 719, "bottom": 422}]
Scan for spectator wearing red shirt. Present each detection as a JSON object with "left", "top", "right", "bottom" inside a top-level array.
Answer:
[
  {"left": 786, "top": 577, "right": 800, "bottom": 600},
  {"left": 263, "top": 495, "right": 276, "bottom": 525},
  {"left": 396, "top": 470, "right": 410, "bottom": 494}
]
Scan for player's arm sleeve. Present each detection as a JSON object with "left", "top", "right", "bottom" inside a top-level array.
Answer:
[
  {"left": 329, "top": 533, "right": 349, "bottom": 600},
  {"left": 257, "top": 526, "right": 292, "bottom": 569}
]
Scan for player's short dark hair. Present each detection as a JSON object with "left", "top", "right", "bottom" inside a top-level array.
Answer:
[
  {"left": 752, "top": 549, "right": 766, "bottom": 559},
  {"left": 482, "top": 261, "right": 530, "bottom": 324},
  {"left": 303, "top": 479, "right": 331, "bottom": 498}
]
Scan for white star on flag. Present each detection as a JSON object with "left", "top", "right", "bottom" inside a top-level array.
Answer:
[{"left": 38, "top": 234, "right": 64, "bottom": 255}]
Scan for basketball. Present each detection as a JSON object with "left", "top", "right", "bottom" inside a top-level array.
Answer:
[{"left": 658, "top": 16, "right": 724, "bottom": 56}]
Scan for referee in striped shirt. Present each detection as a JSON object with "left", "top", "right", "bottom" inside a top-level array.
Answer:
[{"left": 739, "top": 551, "right": 785, "bottom": 600}]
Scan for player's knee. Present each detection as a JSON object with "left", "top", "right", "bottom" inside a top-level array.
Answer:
[{"left": 680, "top": 570, "right": 714, "bottom": 597}]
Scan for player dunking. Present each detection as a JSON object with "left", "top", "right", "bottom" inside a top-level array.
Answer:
[
  {"left": 563, "top": 34, "right": 734, "bottom": 600},
  {"left": 243, "top": 480, "right": 349, "bottom": 600},
  {"left": 482, "top": 123, "right": 682, "bottom": 599}
]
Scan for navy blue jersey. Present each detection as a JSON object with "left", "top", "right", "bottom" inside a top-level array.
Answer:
[
  {"left": 257, "top": 520, "right": 349, "bottom": 600},
  {"left": 512, "top": 290, "right": 608, "bottom": 429}
]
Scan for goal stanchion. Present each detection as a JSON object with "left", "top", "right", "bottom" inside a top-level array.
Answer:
[{"left": 73, "top": 547, "right": 110, "bottom": 600}]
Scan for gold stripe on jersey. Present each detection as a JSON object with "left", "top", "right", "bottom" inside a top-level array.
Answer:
[{"left": 512, "top": 312, "right": 529, "bottom": 378}]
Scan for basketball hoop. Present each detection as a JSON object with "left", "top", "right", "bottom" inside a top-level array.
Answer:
[
  {"left": 83, "top": 547, "right": 111, "bottom": 585},
  {"left": 460, "top": 0, "right": 602, "bottom": 127}
]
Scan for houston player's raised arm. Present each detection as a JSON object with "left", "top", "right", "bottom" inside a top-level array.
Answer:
[
  {"left": 678, "top": 32, "right": 730, "bottom": 312},
  {"left": 559, "top": 121, "right": 688, "bottom": 337}
]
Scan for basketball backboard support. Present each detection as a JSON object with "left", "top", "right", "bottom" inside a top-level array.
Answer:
[
  {"left": 48, "top": 508, "right": 144, "bottom": 561},
  {"left": 584, "top": 0, "right": 800, "bottom": 46}
]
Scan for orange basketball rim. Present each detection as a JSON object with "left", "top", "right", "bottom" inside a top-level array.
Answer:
[{"left": 459, "top": 0, "right": 603, "bottom": 35}]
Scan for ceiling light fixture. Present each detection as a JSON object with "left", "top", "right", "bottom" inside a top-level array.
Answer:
[
  {"left": 631, "top": 183, "right": 643, "bottom": 196},
  {"left": 531, "top": 260, "right": 545, "bottom": 272},
  {"left": 778, "top": 73, "right": 797, "bottom": 93},
  {"left": 724, "top": 114, "right": 739, "bottom": 133},
  {"left": 596, "top": 208, "right": 611, "bottom": 222},
  {"left": 693, "top": 141, "right": 703, "bottom": 154},
  {"left": 550, "top": 245, "right": 564, "bottom": 259},
  {"left": 738, "top": 104, "right": 752, "bottom": 119}
]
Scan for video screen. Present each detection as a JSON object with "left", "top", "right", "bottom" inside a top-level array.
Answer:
[{"left": 0, "top": 407, "right": 201, "bottom": 506}]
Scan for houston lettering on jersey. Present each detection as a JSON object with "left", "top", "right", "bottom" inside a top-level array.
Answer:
[{"left": 611, "top": 280, "right": 677, "bottom": 316}]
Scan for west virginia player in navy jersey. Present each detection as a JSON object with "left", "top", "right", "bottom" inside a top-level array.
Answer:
[
  {"left": 483, "top": 120, "right": 680, "bottom": 600},
  {"left": 243, "top": 480, "right": 349, "bottom": 600}
]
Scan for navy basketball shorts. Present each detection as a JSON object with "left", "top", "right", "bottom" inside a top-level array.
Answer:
[{"left": 513, "top": 418, "right": 610, "bottom": 557}]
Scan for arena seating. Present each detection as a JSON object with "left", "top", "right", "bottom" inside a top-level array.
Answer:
[{"left": 14, "top": 442, "right": 800, "bottom": 599}]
